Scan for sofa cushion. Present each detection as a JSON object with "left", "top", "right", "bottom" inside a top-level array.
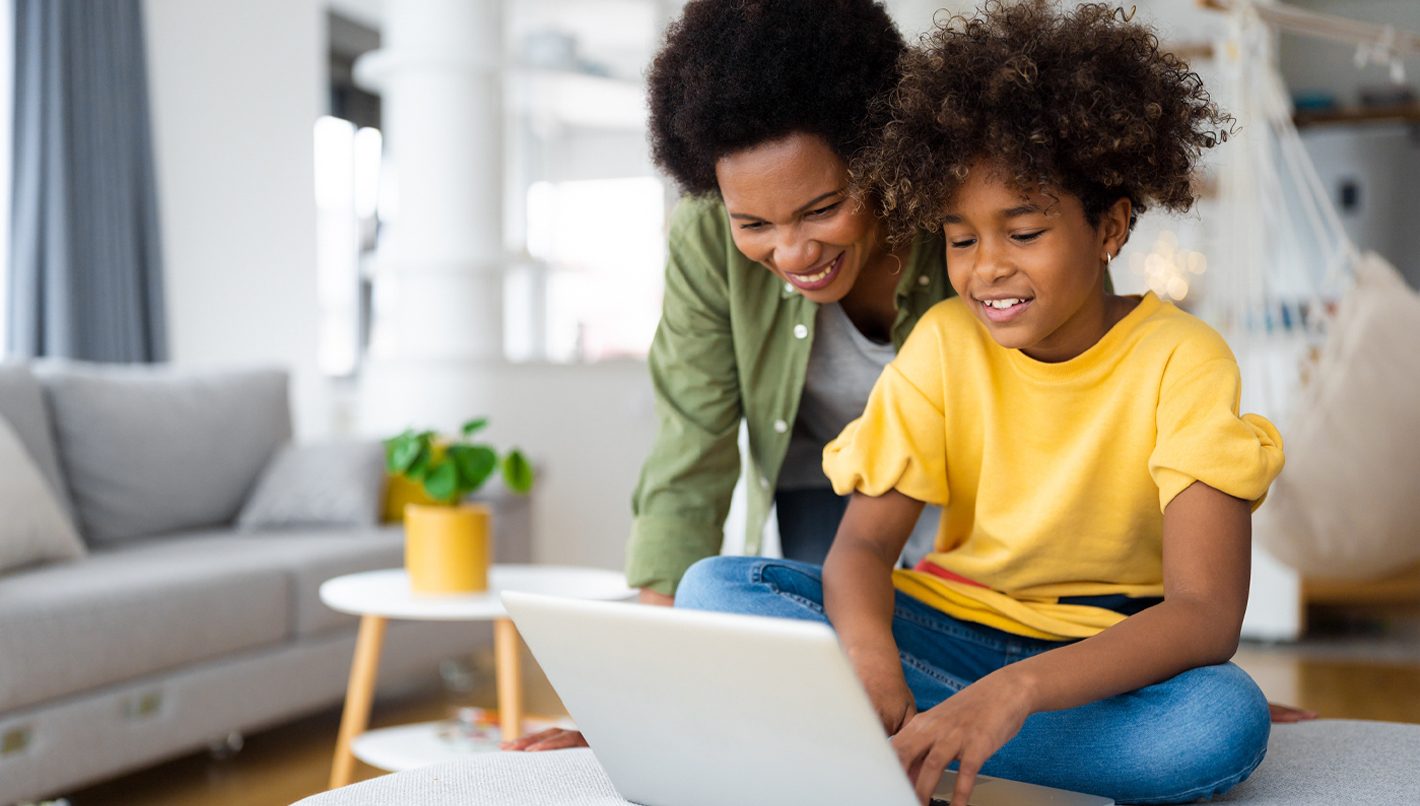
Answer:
[
  {"left": 0, "top": 363, "right": 73, "bottom": 515},
  {"left": 238, "top": 440, "right": 388, "bottom": 531},
  {"left": 0, "top": 415, "right": 85, "bottom": 575},
  {"left": 37, "top": 363, "right": 291, "bottom": 545},
  {"left": 183, "top": 527, "right": 407, "bottom": 636},
  {"left": 0, "top": 535, "right": 291, "bottom": 712}
]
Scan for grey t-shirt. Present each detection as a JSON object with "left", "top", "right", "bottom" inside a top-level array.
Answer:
[
  {"left": 780, "top": 302, "right": 892, "bottom": 489},
  {"left": 778, "top": 302, "right": 940, "bottom": 564}
]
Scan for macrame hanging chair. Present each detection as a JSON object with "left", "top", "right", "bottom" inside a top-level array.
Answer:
[{"left": 1202, "top": 2, "right": 1420, "bottom": 580}]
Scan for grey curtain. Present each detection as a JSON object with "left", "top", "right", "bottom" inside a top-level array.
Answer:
[{"left": 7, "top": 0, "right": 167, "bottom": 362}]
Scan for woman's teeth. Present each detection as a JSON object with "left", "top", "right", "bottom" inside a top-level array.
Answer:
[{"left": 796, "top": 264, "right": 834, "bottom": 283}]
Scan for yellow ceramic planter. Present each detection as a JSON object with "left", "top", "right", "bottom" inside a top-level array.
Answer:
[
  {"left": 404, "top": 503, "right": 492, "bottom": 594},
  {"left": 383, "top": 444, "right": 447, "bottom": 523}
]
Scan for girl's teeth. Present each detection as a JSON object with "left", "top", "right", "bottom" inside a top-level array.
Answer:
[{"left": 985, "top": 298, "right": 1023, "bottom": 309}]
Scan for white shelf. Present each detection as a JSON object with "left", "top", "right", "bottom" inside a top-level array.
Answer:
[{"left": 353, "top": 713, "right": 576, "bottom": 772}]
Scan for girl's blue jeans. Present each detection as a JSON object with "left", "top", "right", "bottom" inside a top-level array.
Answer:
[{"left": 676, "top": 557, "right": 1270, "bottom": 805}]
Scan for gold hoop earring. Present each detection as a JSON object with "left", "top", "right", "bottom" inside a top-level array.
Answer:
[{"left": 888, "top": 253, "right": 903, "bottom": 276}]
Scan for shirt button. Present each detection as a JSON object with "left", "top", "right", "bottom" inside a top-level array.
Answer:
[
  {"left": 760, "top": 476, "right": 770, "bottom": 489},
  {"left": 774, "top": 419, "right": 788, "bottom": 434},
  {"left": 793, "top": 324, "right": 808, "bottom": 339},
  {"left": 918, "top": 275, "right": 930, "bottom": 286},
  {"left": 784, "top": 282, "right": 794, "bottom": 294}
]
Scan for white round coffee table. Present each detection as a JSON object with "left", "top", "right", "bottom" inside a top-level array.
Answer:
[{"left": 320, "top": 565, "right": 633, "bottom": 788}]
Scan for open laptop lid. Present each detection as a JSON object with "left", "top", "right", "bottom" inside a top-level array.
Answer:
[
  {"left": 502, "top": 591, "right": 920, "bottom": 806},
  {"left": 502, "top": 592, "right": 1114, "bottom": 806}
]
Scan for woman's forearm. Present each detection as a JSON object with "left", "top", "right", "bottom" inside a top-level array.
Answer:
[{"left": 1006, "top": 596, "right": 1243, "bottom": 716}]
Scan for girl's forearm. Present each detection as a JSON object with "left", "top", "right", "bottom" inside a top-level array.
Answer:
[
  {"left": 824, "top": 490, "right": 923, "bottom": 676},
  {"left": 1006, "top": 597, "right": 1242, "bottom": 715},
  {"left": 823, "top": 540, "right": 901, "bottom": 669}
]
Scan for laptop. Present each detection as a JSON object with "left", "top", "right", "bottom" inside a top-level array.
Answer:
[{"left": 501, "top": 591, "right": 1114, "bottom": 806}]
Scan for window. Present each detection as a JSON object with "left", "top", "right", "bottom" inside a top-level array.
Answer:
[
  {"left": 313, "top": 116, "right": 382, "bottom": 376},
  {"left": 313, "top": 12, "right": 382, "bottom": 377},
  {"left": 508, "top": 177, "right": 664, "bottom": 362}
]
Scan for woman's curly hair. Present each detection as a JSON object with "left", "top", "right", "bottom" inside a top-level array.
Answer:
[
  {"left": 647, "top": 0, "right": 905, "bottom": 197},
  {"left": 854, "top": 1, "right": 1234, "bottom": 245}
]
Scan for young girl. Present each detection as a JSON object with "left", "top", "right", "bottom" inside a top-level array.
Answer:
[{"left": 674, "top": 3, "right": 1284, "bottom": 804}]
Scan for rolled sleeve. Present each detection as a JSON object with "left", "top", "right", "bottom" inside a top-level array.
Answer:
[
  {"left": 625, "top": 515, "right": 725, "bottom": 595},
  {"left": 1149, "top": 358, "right": 1286, "bottom": 512}
]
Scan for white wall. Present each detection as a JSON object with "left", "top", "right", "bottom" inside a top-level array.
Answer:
[
  {"left": 143, "top": 0, "right": 329, "bottom": 436},
  {"left": 358, "top": 358, "right": 657, "bottom": 571},
  {"left": 493, "top": 362, "right": 656, "bottom": 570}
]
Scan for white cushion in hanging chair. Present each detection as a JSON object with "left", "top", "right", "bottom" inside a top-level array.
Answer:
[{"left": 1257, "top": 252, "right": 1420, "bottom": 580}]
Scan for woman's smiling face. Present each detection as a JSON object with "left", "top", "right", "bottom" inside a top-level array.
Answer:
[
  {"left": 942, "top": 163, "right": 1130, "bottom": 363},
  {"left": 715, "top": 132, "right": 882, "bottom": 304}
]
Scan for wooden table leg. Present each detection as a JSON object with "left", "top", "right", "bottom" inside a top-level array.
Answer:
[
  {"left": 494, "top": 617, "right": 524, "bottom": 742},
  {"left": 329, "top": 614, "right": 387, "bottom": 789}
]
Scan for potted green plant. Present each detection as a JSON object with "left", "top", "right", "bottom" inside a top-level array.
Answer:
[{"left": 385, "top": 419, "right": 534, "bottom": 594}]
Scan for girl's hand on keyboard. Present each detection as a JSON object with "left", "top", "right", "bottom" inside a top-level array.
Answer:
[{"left": 891, "top": 669, "right": 1031, "bottom": 806}]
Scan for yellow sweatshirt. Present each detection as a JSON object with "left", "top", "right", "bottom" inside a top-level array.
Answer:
[{"left": 823, "top": 293, "right": 1284, "bottom": 640}]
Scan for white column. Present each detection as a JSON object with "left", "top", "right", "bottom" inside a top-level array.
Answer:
[{"left": 356, "top": 0, "right": 505, "bottom": 430}]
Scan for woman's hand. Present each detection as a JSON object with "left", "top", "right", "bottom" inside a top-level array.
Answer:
[
  {"left": 500, "top": 727, "right": 589, "bottom": 752},
  {"left": 638, "top": 588, "right": 675, "bottom": 607},
  {"left": 892, "top": 670, "right": 1032, "bottom": 806}
]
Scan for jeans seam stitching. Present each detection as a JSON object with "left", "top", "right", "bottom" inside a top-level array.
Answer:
[
  {"left": 778, "top": 589, "right": 825, "bottom": 615},
  {"left": 900, "top": 653, "right": 967, "bottom": 691},
  {"left": 893, "top": 605, "right": 1010, "bottom": 651},
  {"left": 755, "top": 561, "right": 828, "bottom": 616}
]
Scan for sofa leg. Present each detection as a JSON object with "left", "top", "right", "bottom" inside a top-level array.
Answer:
[{"left": 207, "top": 730, "right": 245, "bottom": 760}]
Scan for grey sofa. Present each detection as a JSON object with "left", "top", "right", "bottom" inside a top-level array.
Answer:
[
  {"left": 296, "top": 719, "right": 1420, "bottom": 805},
  {"left": 0, "top": 362, "right": 528, "bottom": 804}
]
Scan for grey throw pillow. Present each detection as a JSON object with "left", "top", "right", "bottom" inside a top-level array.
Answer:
[
  {"left": 237, "top": 439, "right": 388, "bottom": 530},
  {"left": 0, "top": 414, "right": 85, "bottom": 575},
  {"left": 0, "top": 363, "right": 74, "bottom": 517},
  {"left": 38, "top": 363, "right": 292, "bottom": 544}
]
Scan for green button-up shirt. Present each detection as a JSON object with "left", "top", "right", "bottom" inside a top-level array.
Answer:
[{"left": 625, "top": 197, "right": 953, "bottom": 595}]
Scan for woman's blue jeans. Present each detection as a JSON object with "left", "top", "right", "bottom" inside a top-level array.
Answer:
[{"left": 676, "top": 557, "right": 1270, "bottom": 805}]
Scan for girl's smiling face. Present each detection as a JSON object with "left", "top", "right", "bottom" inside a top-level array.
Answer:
[
  {"left": 715, "top": 132, "right": 883, "bottom": 304},
  {"left": 943, "top": 164, "right": 1132, "bottom": 363}
]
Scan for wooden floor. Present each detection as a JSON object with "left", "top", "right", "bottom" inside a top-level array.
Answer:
[{"left": 58, "top": 636, "right": 1420, "bottom": 806}]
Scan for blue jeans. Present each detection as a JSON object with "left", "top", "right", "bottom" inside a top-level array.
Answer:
[{"left": 676, "top": 557, "right": 1270, "bottom": 805}]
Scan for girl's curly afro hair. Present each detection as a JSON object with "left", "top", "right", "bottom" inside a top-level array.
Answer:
[
  {"left": 647, "top": 0, "right": 905, "bottom": 197},
  {"left": 855, "top": 1, "right": 1234, "bottom": 245}
]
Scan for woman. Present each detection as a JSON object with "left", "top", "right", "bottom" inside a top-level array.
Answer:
[{"left": 624, "top": 0, "right": 949, "bottom": 607}]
